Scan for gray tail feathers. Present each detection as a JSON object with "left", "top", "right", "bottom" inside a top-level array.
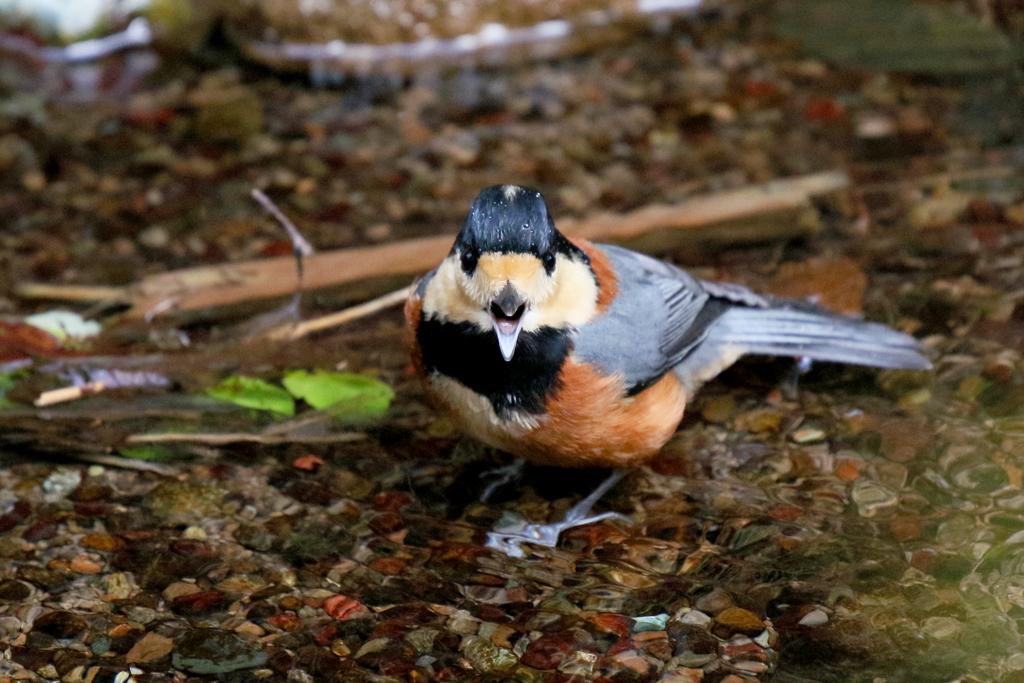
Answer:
[{"left": 706, "top": 306, "right": 932, "bottom": 371}]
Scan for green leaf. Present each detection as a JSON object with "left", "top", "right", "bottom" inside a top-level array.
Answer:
[
  {"left": 207, "top": 376, "right": 295, "bottom": 415},
  {"left": 119, "top": 445, "right": 176, "bottom": 462},
  {"left": 282, "top": 370, "right": 393, "bottom": 418}
]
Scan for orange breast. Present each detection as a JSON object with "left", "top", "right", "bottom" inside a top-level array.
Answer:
[{"left": 511, "top": 360, "right": 688, "bottom": 468}]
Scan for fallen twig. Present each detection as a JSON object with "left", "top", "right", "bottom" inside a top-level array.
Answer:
[
  {"left": 72, "top": 453, "right": 177, "bottom": 476},
  {"left": 13, "top": 283, "right": 131, "bottom": 303},
  {"left": 126, "top": 431, "right": 367, "bottom": 445},
  {"left": 34, "top": 382, "right": 107, "bottom": 407},
  {"left": 269, "top": 286, "right": 414, "bottom": 340},
  {"left": 118, "top": 170, "right": 847, "bottom": 319}
]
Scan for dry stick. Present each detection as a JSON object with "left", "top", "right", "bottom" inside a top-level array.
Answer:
[
  {"left": 273, "top": 285, "right": 414, "bottom": 340},
  {"left": 14, "top": 283, "right": 131, "bottom": 303},
  {"left": 250, "top": 189, "right": 316, "bottom": 258},
  {"left": 73, "top": 453, "right": 178, "bottom": 476},
  {"left": 122, "top": 171, "right": 849, "bottom": 319},
  {"left": 127, "top": 432, "right": 367, "bottom": 445}
]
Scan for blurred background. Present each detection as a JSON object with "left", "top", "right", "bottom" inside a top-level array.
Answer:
[{"left": 3, "top": 3, "right": 1024, "bottom": 683}]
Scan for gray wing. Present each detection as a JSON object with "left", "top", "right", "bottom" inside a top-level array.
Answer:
[
  {"left": 574, "top": 244, "right": 930, "bottom": 395},
  {"left": 573, "top": 245, "right": 723, "bottom": 390}
]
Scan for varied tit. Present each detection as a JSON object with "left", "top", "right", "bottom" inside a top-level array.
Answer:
[{"left": 405, "top": 184, "right": 930, "bottom": 555}]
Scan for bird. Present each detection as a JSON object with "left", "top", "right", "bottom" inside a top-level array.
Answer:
[{"left": 405, "top": 184, "right": 931, "bottom": 556}]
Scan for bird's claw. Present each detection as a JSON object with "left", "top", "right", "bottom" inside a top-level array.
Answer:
[
  {"left": 484, "top": 470, "right": 629, "bottom": 557},
  {"left": 485, "top": 511, "right": 632, "bottom": 558},
  {"left": 478, "top": 459, "right": 527, "bottom": 503}
]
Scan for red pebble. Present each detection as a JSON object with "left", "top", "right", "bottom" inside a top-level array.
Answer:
[
  {"left": 266, "top": 612, "right": 303, "bottom": 631},
  {"left": 520, "top": 634, "right": 573, "bottom": 670},
  {"left": 373, "top": 490, "right": 412, "bottom": 512},
  {"left": 586, "top": 613, "right": 632, "bottom": 638},
  {"left": 292, "top": 454, "right": 325, "bottom": 471},
  {"left": 324, "top": 594, "right": 369, "bottom": 620},
  {"left": 768, "top": 504, "right": 805, "bottom": 521},
  {"left": 803, "top": 97, "right": 845, "bottom": 122}
]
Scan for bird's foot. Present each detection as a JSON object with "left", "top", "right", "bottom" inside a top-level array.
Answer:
[
  {"left": 478, "top": 459, "right": 527, "bottom": 503},
  {"left": 485, "top": 470, "right": 629, "bottom": 558},
  {"left": 781, "top": 356, "right": 814, "bottom": 399}
]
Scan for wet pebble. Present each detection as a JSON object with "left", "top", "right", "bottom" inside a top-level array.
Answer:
[
  {"left": 714, "top": 607, "right": 766, "bottom": 636},
  {"left": 126, "top": 632, "right": 174, "bottom": 664},
  {"left": 0, "top": 579, "right": 33, "bottom": 602},
  {"left": 145, "top": 480, "right": 225, "bottom": 525},
  {"left": 171, "top": 629, "right": 268, "bottom": 674},
  {"left": 694, "top": 588, "right": 733, "bottom": 615},
  {"left": 462, "top": 635, "right": 518, "bottom": 674},
  {"left": 31, "top": 610, "right": 86, "bottom": 639},
  {"left": 42, "top": 468, "right": 82, "bottom": 497},
  {"left": 851, "top": 479, "right": 899, "bottom": 517},
  {"left": 520, "top": 633, "right": 575, "bottom": 670}
]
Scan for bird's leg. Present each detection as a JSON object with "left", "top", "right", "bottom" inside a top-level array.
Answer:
[
  {"left": 781, "top": 356, "right": 814, "bottom": 399},
  {"left": 478, "top": 458, "right": 527, "bottom": 503},
  {"left": 485, "top": 470, "right": 631, "bottom": 558}
]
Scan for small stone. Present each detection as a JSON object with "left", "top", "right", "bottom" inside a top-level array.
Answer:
[
  {"left": 877, "top": 418, "right": 931, "bottom": 462},
  {"left": 701, "top": 396, "right": 736, "bottom": 424},
  {"left": 171, "top": 629, "right": 267, "bottom": 674},
  {"left": 790, "top": 427, "right": 826, "bottom": 444},
  {"left": 610, "top": 650, "right": 650, "bottom": 675},
  {"left": 0, "top": 580, "right": 32, "bottom": 602},
  {"left": 714, "top": 607, "right": 765, "bottom": 636},
  {"left": 520, "top": 634, "right": 573, "bottom": 670},
  {"left": 171, "top": 590, "right": 232, "bottom": 615},
  {"left": 145, "top": 480, "right": 225, "bottom": 525},
  {"left": 735, "top": 409, "right": 782, "bottom": 433},
  {"left": 694, "top": 588, "right": 732, "bottom": 615},
  {"left": 364, "top": 223, "right": 392, "bottom": 242},
  {"left": 889, "top": 516, "right": 923, "bottom": 542},
  {"left": 69, "top": 556, "right": 102, "bottom": 574},
  {"left": 797, "top": 609, "right": 828, "bottom": 627},
  {"left": 446, "top": 610, "right": 479, "bottom": 635},
  {"left": 126, "top": 632, "right": 174, "bottom": 664},
  {"left": 851, "top": 480, "right": 899, "bottom": 517},
  {"left": 138, "top": 225, "right": 170, "bottom": 249},
  {"left": 82, "top": 533, "right": 122, "bottom": 552},
  {"left": 677, "top": 610, "right": 713, "bottom": 627},
  {"left": 462, "top": 636, "right": 517, "bottom": 674},
  {"left": 42, "top": 468, "right": 82, "bottom": 497},
  {"left": 163, "top": 582, "right": 200, "bottom": 601},
  {"left": 659, "top": 667, "right": 704, "bottom": 683},
  {"left": 233, "top": 622, "right": 265, "bottom": 638},
  {"left": 21, "top": 170, "right": 45, "bottom": 192},
  {"left": 32, "top": 610, "right": 86, "bottom": 639},
  {"left": 323, "top": 594, "right": 369, "bottom": 620}
]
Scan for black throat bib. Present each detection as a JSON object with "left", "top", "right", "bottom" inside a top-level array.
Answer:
[{"left": 417, "top": 317, "right": 572, "bottom": 418}]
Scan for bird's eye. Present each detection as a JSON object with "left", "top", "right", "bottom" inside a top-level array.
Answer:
[
  {"left": 460, "top": 249, "right": 479, "bottom": 274},
  {"left": 542, "top": 251, "right": 556, "bottom": 274}
]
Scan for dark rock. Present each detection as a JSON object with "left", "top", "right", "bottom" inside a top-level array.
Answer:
[
  {"left": 171, "top": 629, "right": 268, "bottom": 674},
  {"left": 171, "top": 590, "right": 234, "bottom": 616},
  {"left": 17, "top": 564, "right": 71, "bottom": 590},
  {"left": 0, "top": 579, "right": 32, "bottom": 602},
  {"left": 22, "top": 519, "right": 58, "bottom": 542},
  {"left": 32, "top": 610, "right": 87, "bottom": 639},
  {"left": 0, "top": 500, "right": 32, "bottom": 533},
  {"left": 519, "top": 633, "right": 574, "bottom": 670}
]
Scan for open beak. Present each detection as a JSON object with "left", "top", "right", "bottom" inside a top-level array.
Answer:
[{"left": 489, "top": 281, "right": 527, "bottom": 362}]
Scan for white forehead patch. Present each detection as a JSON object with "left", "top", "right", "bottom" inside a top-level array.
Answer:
[{"left": 502, "top": 185, "right": 521, "bottom": 200}]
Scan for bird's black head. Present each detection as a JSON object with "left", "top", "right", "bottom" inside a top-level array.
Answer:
[
  {"left": 452, "top": 185, "right": 585, "bottom": 275},
  {"left": 429, "top": 185, "right": 597, "bottom": 363}
]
